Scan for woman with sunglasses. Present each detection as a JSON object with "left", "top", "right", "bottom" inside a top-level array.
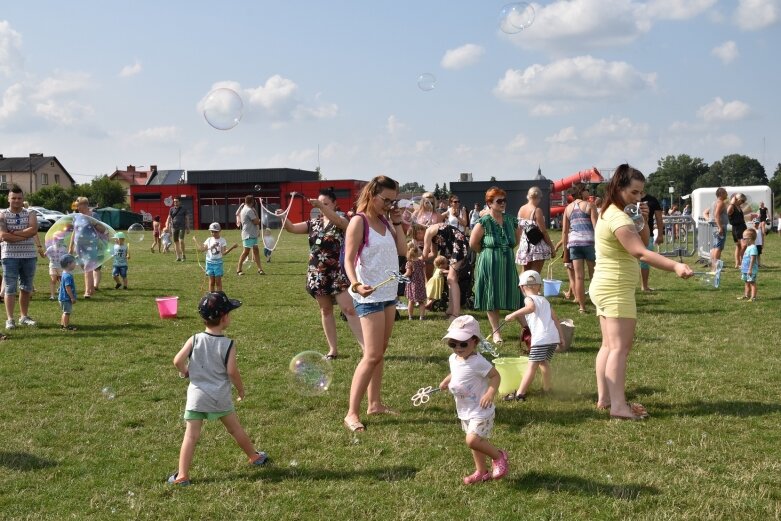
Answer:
[
  {"left": 343, "top": 176, "right": 408, "bottom": 433},
  {"left": 410, "top": 192, "right": 441, "bottom": 227},
  {"left": 445, "top": 195, "right": 468, "bottom": 233},
  {"left": 469, "top": 187, "right": 521, "bottom": 344}
]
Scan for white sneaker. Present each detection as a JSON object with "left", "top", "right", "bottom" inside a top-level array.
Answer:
[
  {"left": 19, "top": 316, "right": 37, "bottom": 327},
  {"left": 5, "top": 319, "right": 15, "bottom": 330}
]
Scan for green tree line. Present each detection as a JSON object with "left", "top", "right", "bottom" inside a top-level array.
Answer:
[{"left": 0, "top": 175, "right": 127, "bottom": 212}]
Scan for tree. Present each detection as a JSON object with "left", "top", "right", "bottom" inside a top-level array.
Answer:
[
  {"left": 769, "top": 163, "right": 781, "bottom": 209},
  {"left": 694, "top": 154, "right": 767, "bottom": 189},
  {"left": 441, "top": 182, "right": 449, "bottom": 199},
  {"left": 83, "top": 175, "right": 126, "bottom": 209},
  {"left": 399, "top": 182, "right": 426, "bottom": 193},
  {"left": 27, "top": 185, "right": 74, "bottom": 213},
  {"left": 433, "top": 183, "right": 441, "bottom": 200},
  {"left": 646, "top": 154, "right": 710, "bottom": 200}
]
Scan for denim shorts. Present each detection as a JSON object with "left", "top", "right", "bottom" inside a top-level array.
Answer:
[
  {"left": 712, "top": 231, "right": 726, "bottom": 251},
  {"left": 2, "top": 257, "right": 37, "bottom": 294},
  {"left": 243, "top": 237, "right": 258, "bottom": 248},
  {"left": 112, "top": 265, "right": 128, "bottom": 278},
  {"left": 60, "top": 300, "right": 73, "bottom": 314},
  {"left": 206, "top": 260, "right": 224, "bottom": 277},
  {"left": 354, "top": 299, "right": 396, "bottom": 318},
  {"left": 639, "top": 237, "right": 655, "bottom": 270},
  {"left": 568, "top": 244, "right": 595, "bottom": 262}
]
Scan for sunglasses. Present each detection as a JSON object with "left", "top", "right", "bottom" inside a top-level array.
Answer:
[
  {"left": 451, "top": 200, "right": 460, "bottom": 204},
  {"left": 494, "top": 198, "right": 507, "bottom": 204},
  {"left": 377, "top": 195, "right": 398, "bottom": 206},
  {"left": 447, "top": 341, "right": 470, "bottom": 349},
  {"left": 740, "top": 237, "right": 750, "bottom": 241}
]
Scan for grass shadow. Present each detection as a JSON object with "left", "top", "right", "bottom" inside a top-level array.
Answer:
[
  {"left": 509, "top": 471, "right": 660, "bottom": 499},
  {"left": 655, "top": 400, "right": 781, "bottom": 418},
  {"left": 201, "top": 464, "right": 419, "bottom": 484},
  {"left": 0, "top": 451, "right": 58, "bottom": 471}
]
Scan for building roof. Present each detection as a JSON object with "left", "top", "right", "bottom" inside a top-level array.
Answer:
[
  {"left": 110, "top": 170, "right": 150, "bottom": 185},
  {"left": 187, "top": 168, "right": 319, "bottom": 185},
  {"left": 0, "top": 155, "right": 76, "bottom": 184},
  {"left": 146, "top": 169, "right": 185, "bottom": 185}
]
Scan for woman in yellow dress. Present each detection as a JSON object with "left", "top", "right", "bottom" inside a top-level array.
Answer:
[{"left": 590, "top": 165, "right": 692, "bottom": 420}]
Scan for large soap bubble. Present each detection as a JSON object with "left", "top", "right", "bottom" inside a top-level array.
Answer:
[
  {"left": 417, "top": 73, "right": 437, "bottom": 92},
  {"left": 288, "top": 351, "right": 333, "bottom": 396},
  {"left": 203, "top": 87, "right": 243, "bottom": 130},
  {"left": 499, "top": 2, "right": 535, "bottom": 34},
  {"left": 45, "top": 214, "right": 117, "bottom": 274},
  {"left": 127, "top": 223, "right": 145, "bottom": 242}
]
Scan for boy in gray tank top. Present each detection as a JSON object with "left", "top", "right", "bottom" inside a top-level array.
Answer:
[{"left": 168, "top": 291, "right": 269, "bottom": 485}]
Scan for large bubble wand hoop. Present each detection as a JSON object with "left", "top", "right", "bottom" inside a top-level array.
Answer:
[
  {"left": 257, "top": 194, "right": 296, "bottom": 254},
  {"left": 691, "top": 259, "right": 724, "bottom": 288}
]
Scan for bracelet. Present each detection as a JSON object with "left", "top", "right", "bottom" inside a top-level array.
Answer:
[{"left": 350, "top": 281, "right": 362, "bottom": 292}]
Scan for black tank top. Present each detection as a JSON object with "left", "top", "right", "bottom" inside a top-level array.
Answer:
[{"left": 728, "top": 204, "right": 744, "bottom": 227}]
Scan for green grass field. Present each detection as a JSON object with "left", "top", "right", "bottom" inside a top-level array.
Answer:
[{"left": 0, "top": 230, "right": 779, "bottom": 520}]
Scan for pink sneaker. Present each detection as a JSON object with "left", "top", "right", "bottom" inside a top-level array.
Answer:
[
  {"left": 491, "top": 450, "right": 509, "bottom": 480},
  {"left": 462, "top": 470, "right": 491, "bottom": 485}
]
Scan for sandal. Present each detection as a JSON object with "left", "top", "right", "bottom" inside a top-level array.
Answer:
[
  {"left": 257, "top": 269, "right": 265, "bottom": 275},
  {"left": 236, "top": 271, "right": 244, "bottom": 276},
  {"left": 343, "top": 418, "right": 366, "bottom": 432}
]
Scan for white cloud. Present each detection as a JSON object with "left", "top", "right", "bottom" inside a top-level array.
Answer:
[
  {"left": 292, "top": 102, "right": 338, "bottom": 120},
  {"left": 130, "top": 125, "right": 180, "bottom": 143},
  {"left": 245, "top": 74, "right": 298, "bottom": 111},
  {"left": 643, "top": 0, "right": 717, "bottom": 20},
  {"left": 119, "top": 60, "right": 142, "bottom": 78},
  {"left": 545, "top": 126, "right": 578, "bottom": 143},
  {"left": 493, "top": 56, "right": 656, "bottom": 102},
  {"left": 711, "top": 41, "right": 739, "bottom": 64},
  {"left": 530, "top": 103, "right": 571, "bottom": 116},
  {"left": 0, "top": 83, "right": 24, "bottom": 121},
  {"left": 583, "top": 116, "right": 649, "bottom": 139},
  {"left": 735, "top": 0, "right": 780, "bottom": 30},
  {"left": 506, "top": 0, "right": 651, "bottom": 54},
  {"left": 440, "top": 44, "right": 484, "bottom": 70},
  {"left": 697, "top": 97, "right": 751, "bottom": 122},
  {"left": 386, "top": 115, "right": 406, "bottom": 136},
  {"left": 716, "top": 133, "right": 743, "bottom": 148},
  {"left": 506, "top": 133, "right": 528, "bottom": 151},
  {"left": 34, "top": 100, "right": 94, "bottom": 126},
  {"left": 30, "top": 71, "right": 92, "bottom": 101},
  {"left": 0, "top": 21, "right": 23, "bottom": 76}
]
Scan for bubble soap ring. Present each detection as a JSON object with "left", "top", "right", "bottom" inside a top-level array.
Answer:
[
  {"left": 692, "top": 259, "right": 724, "bottom": 288},
  {"left": 371, "top": 270, "right": 412, "bottom": 290},
  {"left": 411, "top": 386, "right": 441, "bottom": 407}
]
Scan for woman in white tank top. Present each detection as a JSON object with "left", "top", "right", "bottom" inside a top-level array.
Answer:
[{"left": 342, "top": 176, "right": 408, "bottom": 433}]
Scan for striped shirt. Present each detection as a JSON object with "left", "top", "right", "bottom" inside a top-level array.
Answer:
[{"left": 0, "top": 209, "right": 36, "bottom": 259}]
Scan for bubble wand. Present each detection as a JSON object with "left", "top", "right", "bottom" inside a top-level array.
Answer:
[
  {"left": 369, "top": 270, "right": 411, "bottom": 290},
  {"left": 411, "top": 386, "right": 441, "bottom": 407},
  {"left": 692, "top": 259, "right": 724, "bottom": 288},
  {"left": 476, "top": 321, "right": 508, "bottom": 357},
  {"left": 257, "top": 194, "right": 296, "bottom": 253}
]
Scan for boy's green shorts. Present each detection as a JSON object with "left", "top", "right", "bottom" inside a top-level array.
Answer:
[{"left": 184, "top": 410, "right": 234, "bottom": 421}]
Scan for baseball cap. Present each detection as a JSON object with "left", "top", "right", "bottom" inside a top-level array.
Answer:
[
  {"left": 752, "top": 218, "right": 760, "bottom": 224},
  {"left": 208, "top": 222, "right": 221, "bottom": 232},
  {"left": 442, "top": 315, "right": 482, "bottom": 342},
  {"left": 198, "top": 291, "right": 241, "bottom": 320},
  {"left": 114, "top": 232, "right": 126, "bottom": 239},
  {"left": 60, "top": 254, "right": 76, "bottom": 269},
  {"left": 518, "top": 270, "right": 542, "bottom": 287}
]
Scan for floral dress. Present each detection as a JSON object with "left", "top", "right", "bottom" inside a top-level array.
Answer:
[
  {"left": 306, "top": 217, "right": 349, "bottom": 298},
  {"left": 431, "top": 224, "right": 468, "bottom": 263},
  {"left": 516, "top": 217, "right": 552, "bottom": 265},
  {"left": 404, "top": 258, "right": 426, "bottom": 302}
]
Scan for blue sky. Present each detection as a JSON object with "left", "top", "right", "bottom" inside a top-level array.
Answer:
[{"left": 0, "top": 0, "right": 779, "bottom": 188}]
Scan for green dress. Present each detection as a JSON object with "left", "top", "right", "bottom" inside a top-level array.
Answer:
[{"left": 473, "top": 214, "right": 520, "bottom": 312}]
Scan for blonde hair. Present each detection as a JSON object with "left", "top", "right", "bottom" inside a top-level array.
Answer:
[
  {"left": 434, "top": 255, "right": 448, "bottom": 269},
  {"left": 76, "top": 196, "right": 90, "bottom": 207},
  {"left": 406, "top": 240, "right": 420, "bottom": 260},
  {"left": 744, "top": 228, "right": 757, "bottom": 241},
  {"left": 527, "top": 186, "right": 542, "bottom": 200},
  {"left": 355, "top": 175, "right": 399, "bottom": 215}
]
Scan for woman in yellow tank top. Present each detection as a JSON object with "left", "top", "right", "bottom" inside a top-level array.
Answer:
[{"left": 590, "top": 165, "right": 693, "bottom": 420}]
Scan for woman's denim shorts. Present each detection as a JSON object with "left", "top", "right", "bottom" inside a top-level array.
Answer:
[{"left": 354, "top": 300, "right": 396, "bottom": 318}]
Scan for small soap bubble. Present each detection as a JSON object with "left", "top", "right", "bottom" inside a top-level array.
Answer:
[
  {"left": 203, "top": 87, "right": 243, "bottom": 130},
  {"left": 417, "top": 73, "right": 436, "bottom": 92},
  {"left": 289, "top": 460, "right": 299, "bottom": 468},
  {"left": 666, "top": 440, "right": 673, "bottom": 446},
  {"left": 101, "top": 386, "right": 116, "bottom": 400},
  {"left": 288, "top": 351, "right": 333, "bottom": 396},
  {"left": 254, "top": 184, "right": 262, "bottom": 192}
]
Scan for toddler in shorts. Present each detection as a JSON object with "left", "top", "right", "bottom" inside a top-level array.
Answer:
[
  {"left": 58, "top": 255, "right": 77, "bottom": 331},
  {"left": 503, "top": 270, "right": 564, "bottom": 402},
  {"left": 45, "top": 242, "right": 67, "bottom": 301},
  {"left": 438, "top": 315, "right": 508, "bottom": 485}
]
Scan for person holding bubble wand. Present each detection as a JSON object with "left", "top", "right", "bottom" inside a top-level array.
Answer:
[
  {"left": 343, "top": 176, "right": 407, "bottom": 433},
  {"left": 590, "top": 165, "right": 692, "bottom": 420},
  {"left": 277, "top": 188, "right": 364, "bottom": 360},
  {"left": 192, "top": 223, "right": 237, "bottom": 292}
]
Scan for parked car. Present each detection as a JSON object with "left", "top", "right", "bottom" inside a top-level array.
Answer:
[
  {"left": 29, "top": 208, "right": 53, "bottom": 231},
  {"left": 29, "top": 206, "right": 64, "bottom": 224}
]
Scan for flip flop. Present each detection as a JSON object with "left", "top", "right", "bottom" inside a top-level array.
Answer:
[{"left": 343, "top": 419, "right": 366, "bottom": 432}]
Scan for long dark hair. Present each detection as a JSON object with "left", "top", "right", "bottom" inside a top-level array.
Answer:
[
  {"left": 601, "top": 164, "right": 645, "bottom": 215},
  {"left": 319, "top": 187, "right": 337, "bottom": 203}
]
